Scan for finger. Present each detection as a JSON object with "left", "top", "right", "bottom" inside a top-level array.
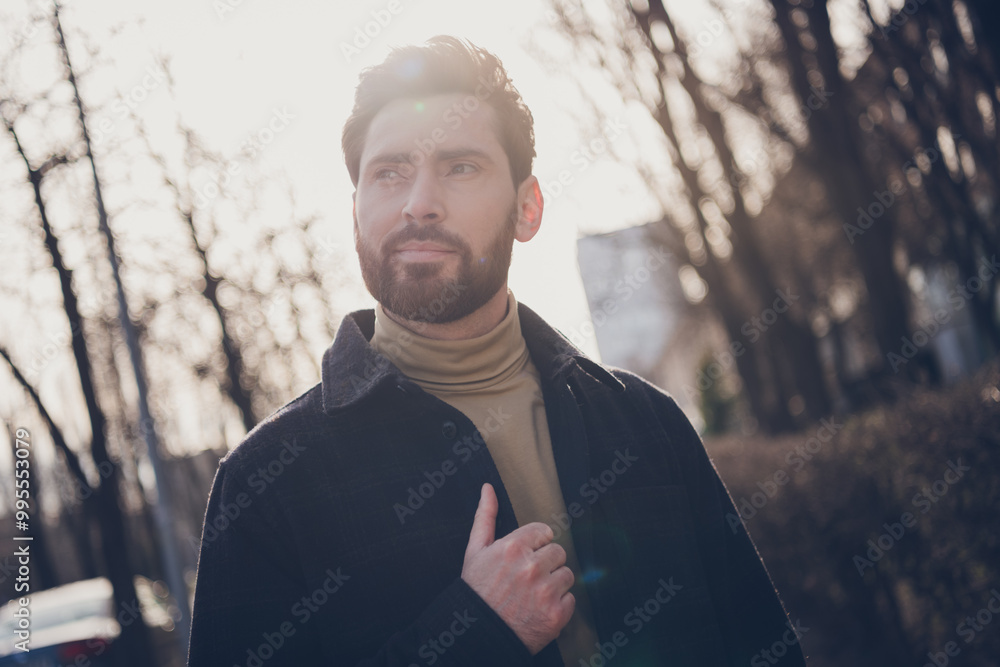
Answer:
[
  {"left": 556, "top": 590, "right": 576, "bottom": 626},
  {"left": 520, "top": 522, "right": 555, "bottom": 551},
  {"left": 533, "top": 543, "right": 567, "bottom": 574},
  {"left": 465, "top": 483, "right": 498, "bottom": 557},
  {"left": 552, "top": 565, "right": 576, "bottom": 593}
]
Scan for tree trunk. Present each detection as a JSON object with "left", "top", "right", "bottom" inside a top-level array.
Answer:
[
  {"left": 4, "top": 80, "right": 154, "bottom": 667},
  {"left": 52, "top": 1, "right": 190, "bottom": 654},
  {"left": 770, "top": 0, "right": 916, "bottom": 375},
  {"left": 636, "top": 2, "right": 826, "bottom": 429}
]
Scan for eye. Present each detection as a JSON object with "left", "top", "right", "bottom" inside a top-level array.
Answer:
[
  {"left": 373, "top": 164, "right": 413, "bottom": 182},
  {"left": 449, "top": 162, "right": 477, "bottom": 175}
]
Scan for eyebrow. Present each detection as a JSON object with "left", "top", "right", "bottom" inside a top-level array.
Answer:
[
  {"left": 365, "top": 152, "right": 412, "bottom": 167},
  {"left": 364, "top": 147, "right": 496, "bottom": 169},
  {"left": 435, "top": 148, "right": 495, "bottom": 164}
]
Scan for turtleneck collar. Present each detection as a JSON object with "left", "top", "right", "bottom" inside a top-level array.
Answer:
[{"left": 370, "top": 290, "right": 529, "bottom": 393}]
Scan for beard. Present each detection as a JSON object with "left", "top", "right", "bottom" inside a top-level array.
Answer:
[{"left": 357, "top": 204, "right": 518, "bottom": 325}]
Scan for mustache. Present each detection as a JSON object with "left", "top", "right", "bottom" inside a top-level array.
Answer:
[{"left": 383, "top": 225, "right": 470, "bottom": 255}]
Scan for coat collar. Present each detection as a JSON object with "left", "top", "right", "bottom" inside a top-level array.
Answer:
[{"left": 321, "top": 302, "right": 624, "bottom": 413}]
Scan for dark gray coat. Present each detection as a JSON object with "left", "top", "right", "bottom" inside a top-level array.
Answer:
[{"left": 187, "top": 303, "right": 805, "bottom": 666}]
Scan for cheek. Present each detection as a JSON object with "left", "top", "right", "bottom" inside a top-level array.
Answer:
[{"left": 354, "top": 195, "right": 392, "bottom": 236}]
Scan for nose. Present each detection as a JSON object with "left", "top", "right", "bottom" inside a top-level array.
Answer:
[{"left": 401, "top": 166, "right": 445, "bottom": 223}]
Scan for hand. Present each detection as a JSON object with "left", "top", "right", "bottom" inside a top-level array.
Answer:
[{"left": 460, "top": 483, "right": 575, "bottom": 655}]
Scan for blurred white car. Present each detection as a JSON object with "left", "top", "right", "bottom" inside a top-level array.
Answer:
[{"left": 0, "top": 576, "right": 178, "bottom": 667}]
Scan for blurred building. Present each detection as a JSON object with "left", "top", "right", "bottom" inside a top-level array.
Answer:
[
  {"left": 911, "top": 263, "right": 993, "bottom": 384},
  {"left": 576, "top": 223, "right": 711, "bottom": 428}
]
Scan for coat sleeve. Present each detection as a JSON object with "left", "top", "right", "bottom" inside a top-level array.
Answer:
[
  {"left": 187, "top": 459, "right": 535, "bottom": 667},
  {"left": 641, "top": 384, "right": 807, "bottom": 667}
]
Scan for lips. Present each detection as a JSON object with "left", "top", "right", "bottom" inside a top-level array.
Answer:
[{"left": 393, "top": 242, "right": 456, "bottom": 261}]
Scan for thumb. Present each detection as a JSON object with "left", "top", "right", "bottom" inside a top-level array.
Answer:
[{"left": 465, "top": 483, "right": 498, "bottom": 557}]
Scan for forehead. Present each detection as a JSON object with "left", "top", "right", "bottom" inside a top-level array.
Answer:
[{"left": 360, "top": 93, "right": 505, "bottom": 164}]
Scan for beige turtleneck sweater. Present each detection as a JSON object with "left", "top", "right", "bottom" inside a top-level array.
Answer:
[{"left": 370, "top": 290, "right": 599, "bottom": 666}]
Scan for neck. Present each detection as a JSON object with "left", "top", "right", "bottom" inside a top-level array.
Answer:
[{"left": 379, "top": 286, "right": 511, "bottom": 341}]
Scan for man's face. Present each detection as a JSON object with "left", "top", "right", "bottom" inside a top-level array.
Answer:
[{"left": 353, "top": 93, "right": 532, "bottom": 324}]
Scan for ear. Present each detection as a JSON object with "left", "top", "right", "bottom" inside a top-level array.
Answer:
[
  {"left": 352, "top": 191, "right": 360, "bottom": 251},
  {"left": 513, "top": 176, "right": 543, "bottom": 243}
]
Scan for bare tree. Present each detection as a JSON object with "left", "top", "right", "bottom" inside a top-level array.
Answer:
[
  {"left": 1, "top": 92, "right": 156, "bottom": 666},
  {"left": 539, "top": 0, "right": 999, "bottom": 430}
]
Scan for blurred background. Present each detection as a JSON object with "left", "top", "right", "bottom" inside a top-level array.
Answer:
[{"left": 0, "top": 0, "right": 997, "bottom": 665}]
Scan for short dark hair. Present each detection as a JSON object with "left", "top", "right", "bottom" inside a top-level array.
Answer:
[{"left": 342, "top": 36, "right": 535, "bottom": 188}]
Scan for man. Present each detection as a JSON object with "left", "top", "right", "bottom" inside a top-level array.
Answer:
[{"left": 188, "top": 36, "right": 805, "bottom": 667}]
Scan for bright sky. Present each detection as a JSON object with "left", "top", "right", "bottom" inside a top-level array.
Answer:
[
  {"left": 1, "top": 0, "right": 678, "bottom": 482},
  {"left": 33, "top": 0, "right": 666, "bottom": 361},
  {"left": 1, "top": 0, "right": 890, "bottom": 373},
  {"left": 0, "top": 0, "right": 890, "bottom": 480}
]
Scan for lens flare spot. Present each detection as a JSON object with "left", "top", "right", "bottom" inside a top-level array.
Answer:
[{"left": 395, "top": 57, "right": 424, "bottom": 80}]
